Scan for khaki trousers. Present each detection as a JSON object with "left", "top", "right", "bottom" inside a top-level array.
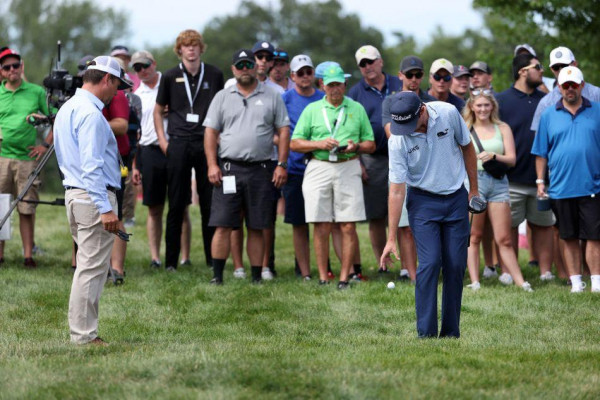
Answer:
[{"left": 65, "top": 189, "right": 116, "bottom": 344}]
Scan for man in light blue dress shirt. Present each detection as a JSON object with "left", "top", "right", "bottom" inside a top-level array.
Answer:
[
  {"left": 54, "top": 56, "right": 132, "bottom": 345},
  {"left": 380, "top": 91, "right": 478, "bottom": 338}
]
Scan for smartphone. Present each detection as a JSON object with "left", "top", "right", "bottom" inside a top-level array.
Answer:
[{"left": 336, "top": 145, "right": 348, "bottom": 153}]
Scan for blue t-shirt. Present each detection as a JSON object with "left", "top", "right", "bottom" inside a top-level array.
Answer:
[
  {"left": 348, "top": 73, "right": 402, "bottom": 156},
  {"left": 496, "top": 86, "right": 545, "bottom": 185},
  {"left": 531, "top": 98, "right": 600, "bottom": 199},
  {"left": 282, "top": 88, "right": 324, "bottom": 175}
]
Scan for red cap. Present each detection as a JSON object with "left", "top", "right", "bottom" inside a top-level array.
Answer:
[{"left": 0, "top": 48, "right": 21, "bottom": 64}]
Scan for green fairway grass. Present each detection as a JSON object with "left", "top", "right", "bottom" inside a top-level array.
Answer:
[{"left": 1, "top": 198, "right": 599, "bottom": 399}]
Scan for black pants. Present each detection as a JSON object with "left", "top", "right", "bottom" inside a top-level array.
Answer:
[{"left": 165, "top": 137, "right": 214, "bottom": 267}]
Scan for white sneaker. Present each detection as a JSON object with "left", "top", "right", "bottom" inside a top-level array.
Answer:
[
  {"left": 571, "top": 281, "right": 587, "bottom": 293},
  {"left": 592, "top": 286, "right": 600, "bottom": 293},
  {"left": 540, "top": 271, "right": 555, "bottom": 281},
  {"left": 261, "top": 269, "right": 274, "bottom": 280},
  {"left": 233, "top": 268, "right": 246, "bottom": 279},
  {"left": 521, "top": 282, "right": 533, "bottom": 292},
  {"left": 483, "top": 266, "right": 498, "bottom": 278},
  {"left": 467, "top": 281, "right": 481, "bottom": 291},
  {"left": 499, "top": 273, "right": 514, "bottom": 285}
]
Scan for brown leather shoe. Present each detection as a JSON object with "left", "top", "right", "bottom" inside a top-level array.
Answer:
[{"left": 88, "top": 337, "right": 109, "bottom": 346}]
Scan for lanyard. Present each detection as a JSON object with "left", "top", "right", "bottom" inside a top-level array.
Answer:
[
  {"left": 367, "top": 75, "right": 389, "bottom": 99},
  {"left": 322, "top": 106, "right": 345, "bottom": 139},
  {"left": 179, "top": 62, "right": 204, "bottom": 113}
]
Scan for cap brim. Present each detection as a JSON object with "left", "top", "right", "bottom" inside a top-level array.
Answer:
[
  {"left": 324, "top": 77, "right": 346, "bottom": 86},
  {"left": 454, "top": 72, "right": 472, "bottom": 78},
  {"left": 118, "top": 76, "right": 133, "bottom": 90},
  {"left": 390, "top": 116, "right": 419, "bottom": 136}
]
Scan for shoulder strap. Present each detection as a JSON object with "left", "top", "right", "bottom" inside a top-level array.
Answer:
[{"left": 470, "top": 127, "right": 485, "bottom": 153}]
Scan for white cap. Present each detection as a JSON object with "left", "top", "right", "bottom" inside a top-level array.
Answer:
[
  {"left": 290, "top": 54, "right": 314, "bottom": 73},
  {"left": 430, "top": 58, "right": 454, "bottom": 75},
  {"left": 87, "top": 55, "right": 133, "bottom": 90},
  {"left": 558, "top": 66, "right": 584, "bottom": 86},
  {"left": 355, "top": 45, "right": 381, "bottom": 65},
  {"left": 514, "top": 43, "right": 536, "bottom": 57},
  {"left": 549, "top": 46, "right": 575, "bottom": 67}
]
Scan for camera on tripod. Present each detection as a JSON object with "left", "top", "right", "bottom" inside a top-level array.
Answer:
[{"left": 41, "top": 41, "right": 83, "bottom": 110}]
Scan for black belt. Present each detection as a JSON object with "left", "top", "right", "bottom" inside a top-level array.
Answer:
[
  {"left": 221, "top": 158, "right": 270, "bottom": 167},
  {"left": 65, "top": 186, "right": 117, "bottom": 193},
  {"left": 169, "top": 135, "right": 204, "bottom": 142}
]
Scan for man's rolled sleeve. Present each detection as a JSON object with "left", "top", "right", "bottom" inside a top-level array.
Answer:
[
  {"left": 78, "top": 114, "right": 112, "bottom": 213},
  {"left": 388, "top": 136, "right": 407, "bottom": 184}
]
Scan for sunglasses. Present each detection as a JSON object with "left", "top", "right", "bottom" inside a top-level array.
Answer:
[
  {"left": 235, "top": 61, "right": 255, "bottom": 70},
  {"left": 1, "top": 62, "right": 21, "bottom": 71},
  {"left": 359, "top": 58, "right": 376, "bottom": 68},
  {"left": 295, "top": 68, "right": 313, "bottom": 78},
  {"left": 404, "top": 71, "right": 424, "bottom": 79},
  {"left": 522, "top": 63, "right": 543, "bottom": 72},
  {"left": 274, "top": 51, "right": 288, "bottom": 59},
  {"left": 471, "top": 89, "right": 493, "bottom": 96},
  {"left": 561, "top": 81, "right": 580, "bottom": 90},
  {"left": 432, "top": 73, "right": 452, "bottom": 82},
  {"left": 133, "top": 63, "right": 151, "bottom": 72},
  {"left": 551, "top": 63, "right": 569, "bottom": 72},
  {"left": 255, "top": 54, "right": 273, "bottom": 62}
]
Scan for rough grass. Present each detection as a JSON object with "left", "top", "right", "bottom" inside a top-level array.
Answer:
[{"left": 1, "top": 197, "right": 599, "bottom": 399}]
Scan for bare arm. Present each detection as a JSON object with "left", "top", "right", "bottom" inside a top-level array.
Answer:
[
  {"left": 273, "top": 126, "right": 290, "bottom": 188},
  {"left": 535, "top": 156, "right": 548, "bottom": 197},
  {"left": 380, "top": 182, "right": 405, "bottom": 268},
  {"left": 153, "top": 103, "right": 168, "bottom": 154},
  {"left": 461, "top": 142, "right": 478, "bottom": 200},
  {"left": 384, "top": 122, "right": 391, "bottom": 139},
  {"left": 290, "top": 138, "right": 338, "bottom": 153},
  {"left": 477, "top": 123, "right": 516, "bottom": 167},
  {"left": 109, "top": 117, "right": 128, "bottom": 136},
  {"left": 204, "top": 126, "right": 222, "bottom": 186}
]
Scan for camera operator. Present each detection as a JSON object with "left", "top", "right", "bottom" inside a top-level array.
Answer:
[
  {"left": 0, "top": 48, "right": 52, "bottom": 268},
  {"left": 53, "top": 56, "right": 132, "bottom": 345}
]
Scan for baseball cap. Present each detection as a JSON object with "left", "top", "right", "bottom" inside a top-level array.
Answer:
[
  {"left": 77, "top": 55, "right": 95, "bottom": 77},
  {"left": 514, "top": 43, "right": 537, "bottom": 57},
  {"left": 252, "top": 41, "right": 275, "bottom": 55},
  {"left": 322, "top": 65, "right": 346, "bottom": 86},
  {"left": 273, "top": 48, "right": 290, "bottom": 63},
  {"left": 549, "top": 46, "right": 575, "bottom": 67},
  {"left": 400, "top": 55, "right": 424, "bottom": 73},
  {"left": 469, "top": 61, "right": 491, "bottom": 74},
  {"left": 290, "top": 55, "right": 313, "bottom": 73},
  {"left": 388, "top": 91, "right": 423, "bottom": 136},
  {"left": 355, "top": 45, "right": 381, "bottom": 65},
  {"left": 315, "top": 61, "right": 351, "bottom": 79},
  {"left": 557, "top": 66, "right": 584, "bottom": 86},
  {"left": 453, "top": 65, "right": 472, "bottom": 78},
  {"left": 87, "top": 55, "right": 133, "bottom": 90},
  {"left": 430, "top": 58, "right": 454, "bottom": 75},
  {"left": 110, "top": 45, "right": 131, "bottom": 58},
  {"left": 232, "top": 49, "right": 254, "bottom": 65},
  {"left": 0, "top": 48, "right": 21, "bottom": 64},
  {"left": 131, "top": 50, "right": 154, "bottom": 66}
]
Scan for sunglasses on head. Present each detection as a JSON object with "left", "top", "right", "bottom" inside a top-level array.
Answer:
[
  {"left": 255, "top": 53, "right": 273, "bottom": 62},
  {"left": 133, "top": 63, "right": 151, "bottom": 72},
  {"left": 235, "top": 61, "right": 255, "bottom": 70},
  {"left": 274, "top": 51, "right": 288, "bottom": 58},
  {"left": 551, "top": 63, "right": 569, "bottom": 72},
  {"left": 404, "top": 70, "right": 423, "bottom": 79},
  {"left": 295, "top": 68, "right": 313, "bottom": 78},
  {"left": 359, "top": 58, "right": 376, "bottom": 68},
  {"left": 471, "top": 89, "right": 493, "bottom": 96},
  {"left": 432, "top": 73, "right": 452, "bottom": 82},
  {"left": 522, "top": 63, "right": 543, "bottom": 72},
  {"left": 1, "top": 62, "right": 21, "bottom": 71},
  {"left": 561, "top": 81, "right": 580, "bottom": 90}
]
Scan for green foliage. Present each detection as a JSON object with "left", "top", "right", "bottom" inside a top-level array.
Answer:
[
  {"left": 1, "top": 202, "right": 600, "bottom": 398},
  {"left": 2, "top": 0, "right": 128, "bottom": 84},
  {"left": 474, "top": 0, "right": 600, "bottom": 88}
]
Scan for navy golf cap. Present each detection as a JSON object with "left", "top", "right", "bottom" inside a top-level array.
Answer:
[{"left": 389, "top": 91, "right": 423, "bottom": 136}]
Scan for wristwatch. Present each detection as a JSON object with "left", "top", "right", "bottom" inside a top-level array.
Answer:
[
  {"left": 535, "top": 179, "right": 545, "bottom": 184},
  {"left": 277, "top": 161, "right": 288, "bottom": 169}
]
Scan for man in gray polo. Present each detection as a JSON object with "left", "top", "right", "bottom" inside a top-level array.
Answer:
[{"left": 203, "top": 49, "right": 290, "bottom": 284}]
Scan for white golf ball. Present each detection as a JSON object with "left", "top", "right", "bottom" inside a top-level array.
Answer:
[{"left": 387, "top": 281, "right": 395, "bottom": 289}]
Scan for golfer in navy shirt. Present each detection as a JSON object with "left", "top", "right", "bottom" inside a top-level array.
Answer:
[{"left": 380, "top": 91, "right": 478, "bottom": 338}]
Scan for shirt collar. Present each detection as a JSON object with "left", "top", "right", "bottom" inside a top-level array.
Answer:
[
  {"left": 555, "top": 96, "right": 592, "bottom": 113},
  {"left": 360, "top": 73, "right": 389, "bottom": 92},
  {"left": 229, "top": 80, "right": 265, "bottom": 97},
  {"left": 138, "top": 72, "right": 161, "bottom": 92},
  {"left": 76, "top": 87, "right": 105, "bottom": 111},
  {"left": 321, "top": 95, "right": 349, "bottom": 110}
]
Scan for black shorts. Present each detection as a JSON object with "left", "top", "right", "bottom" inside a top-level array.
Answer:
[
  {"left": 282, "top": 173, "right": 306, "bottom": 226},
  {"left": 551, "top": 194, "right": 600, "bottom": 240},
  {"left": 208, "top": 160, "right": 274, "bottom": 230},
  {"left": 138, "top": 145, "right": 168, "bottom": 206}
]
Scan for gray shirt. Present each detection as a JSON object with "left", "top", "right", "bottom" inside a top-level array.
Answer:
[
  {"left": 530, "top": 82, "right": 600, "bottom": 132},
  {"left": 203, "top": 81, "right": 289, "bottom": 161},
  {"left": 388, "top": 101, "right": 471, "bottom": 195}
]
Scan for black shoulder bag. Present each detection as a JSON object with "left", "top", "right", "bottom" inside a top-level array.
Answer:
[{"left": 470, "top": 127, "right": 510, "bottom": 180}]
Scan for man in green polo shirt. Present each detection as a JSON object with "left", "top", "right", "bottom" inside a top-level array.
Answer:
[
  {"left": 0, "top": 48, "right": 52, "bottom": 268},
  {"left": 291, "top": 64, "right": 375, "bottom": 289}
]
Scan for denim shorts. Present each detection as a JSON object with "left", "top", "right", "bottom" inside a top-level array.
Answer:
[{"left": 466, "top": 171, "right": 510, "bottom": 203}]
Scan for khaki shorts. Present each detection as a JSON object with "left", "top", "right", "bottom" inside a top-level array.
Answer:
[
  {"left": 0, "top": 157, "right": 40, "bottom": 215},
  {"left": 302, "top": 158, "right": 365, "bottom": 223},
  {"left": 509, "top": 182, "right": 555, "bottom": 228}
]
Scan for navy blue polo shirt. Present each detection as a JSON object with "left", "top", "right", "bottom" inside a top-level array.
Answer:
[
  {"left": 496, "top": 86, "right": 545, "bottom": 185},
  {"left": 348, "top": 73, "right": 402, "bottom": 156}
]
